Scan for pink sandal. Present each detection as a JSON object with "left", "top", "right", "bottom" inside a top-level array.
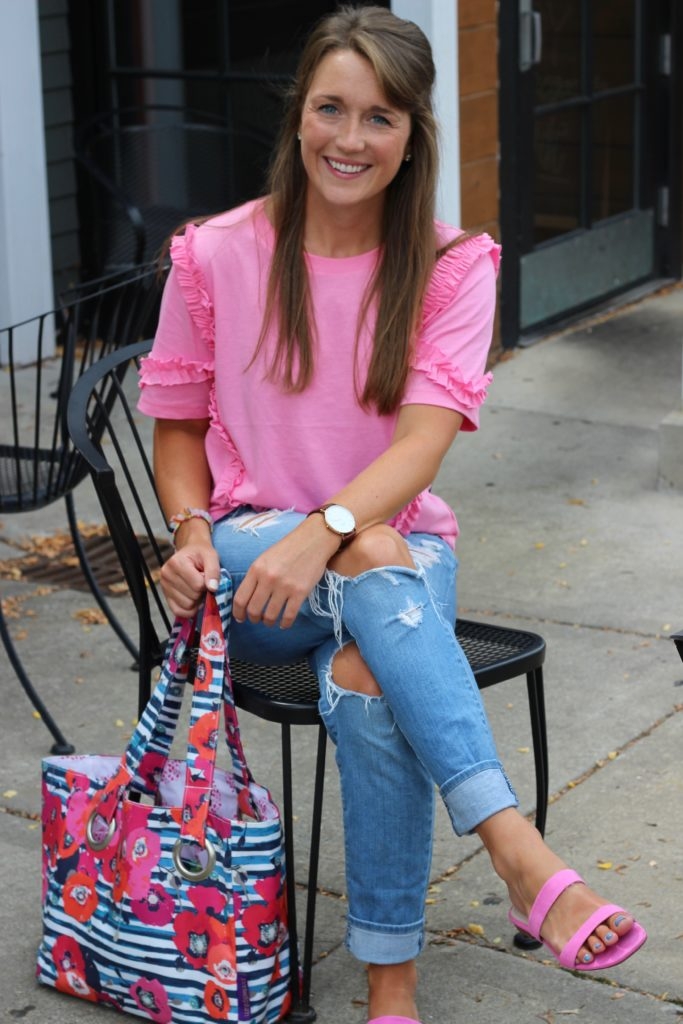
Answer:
[
  {"left": 508, "top": 868, "right": 647, "bottom": 970},
  {"left": 368, "top": 1019, "right": 421, "bottom": 1024}
]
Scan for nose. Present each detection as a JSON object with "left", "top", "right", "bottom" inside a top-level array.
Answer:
[{"left": 336, "top": 117, "right": 365, "bottom": 153}]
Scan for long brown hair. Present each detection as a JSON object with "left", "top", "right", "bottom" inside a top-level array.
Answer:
[{"left": 257, "top": 4, "right": 442, "bottom": 415}]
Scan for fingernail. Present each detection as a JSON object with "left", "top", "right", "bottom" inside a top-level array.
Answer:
[
  {"left": 207, "top": 578, "right": 219, "bottom": 591},
  {"left": 613, "top": 915, "right": 626, "bottom": 926}
]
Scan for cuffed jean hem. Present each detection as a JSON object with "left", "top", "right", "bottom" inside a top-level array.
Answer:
[
  {"left": 442, "top": 766, "right": 518, "bottom": 836},
  {"left": 346, "top": 918, "right": 425, "bottom": 965}
]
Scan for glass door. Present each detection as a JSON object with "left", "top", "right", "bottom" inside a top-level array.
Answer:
[{"left": 499, "top": 0, "right": 679, "bottom": 342}]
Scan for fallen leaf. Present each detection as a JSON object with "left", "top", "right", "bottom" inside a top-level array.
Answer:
[
  {"left": 2, "top": 790, "right": 17, "bottom": 798},
  {"left": 467, "top": 923, "right": 485, "bottom": 937},
  {"left": 517, "top": 747, "right": 530, "bottom": 754},
  {"left": 534, "top": 542, "right": 545, "bottom": 550},
  {"left": 73, "top": 608, "right": 108, "bottom": 625},
  {"left": 597, "top": 860, "right": 613, "bottom": 870}
]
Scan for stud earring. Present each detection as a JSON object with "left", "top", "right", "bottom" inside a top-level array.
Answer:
[
  {"left": 404, "top": 153, "right": 412, "bottom": 162},
  {"left": 297, "top": 131, "right": 302, "bottom": 141}
]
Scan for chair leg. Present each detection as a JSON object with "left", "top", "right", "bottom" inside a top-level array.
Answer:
[
  {"left": 526, "top": 667, "right": 549, "bottom": 837},
  {"left": 299, "top": 725, "right": 327, "bottom": 1010},
  {"left": 0, "top": 597, "right": 74, "bottom": 755},
  {"left": 64, "top": 491, "right": 139, "bottom": 660},
  {"left": 513, "top": 666, "right": 548, "bottom": 952},
  {"left": 281, "top": 722, "right": 320, "bottom": 1023}
]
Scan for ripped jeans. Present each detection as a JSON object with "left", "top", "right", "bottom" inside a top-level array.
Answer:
[{"left": 213, "top": 507, "right": 518, "bottom": 964}]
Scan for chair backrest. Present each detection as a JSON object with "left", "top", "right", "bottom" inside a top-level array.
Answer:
[
  {"left": 0, "top": 265, "right": 165, "bottom": 514},
  {"left": 75, "top": 105, "right": 274, "bottom": 271},
  {"left": 66, "top": 340, "right": 171, "bottom": 706}
]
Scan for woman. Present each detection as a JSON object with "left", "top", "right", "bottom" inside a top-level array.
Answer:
[{"left": 138, "top": 7, "right": 646, "bottom": 1022}]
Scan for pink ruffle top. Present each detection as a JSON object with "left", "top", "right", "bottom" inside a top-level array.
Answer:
[{"left": 137, "top": 198, "right": 500, "bottom": 546}]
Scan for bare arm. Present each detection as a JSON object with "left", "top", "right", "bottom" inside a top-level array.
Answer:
[
  {"left": 153, "top": 418, "right": 221, "bottom": 617},
  {"left": 234, "top": 403, "right": 464, "bottom": 628}
]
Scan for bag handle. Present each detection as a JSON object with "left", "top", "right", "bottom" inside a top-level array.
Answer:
[{"left": 86, "top": 573, "right": 256, "bottom": 857}]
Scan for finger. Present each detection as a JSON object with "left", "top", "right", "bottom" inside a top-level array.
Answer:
[
  {"left": 233, "top": 573, "right": 256, "bottom": 622},
  {"left": 278, "top": 595, "right": 304, "bottom": 630}
]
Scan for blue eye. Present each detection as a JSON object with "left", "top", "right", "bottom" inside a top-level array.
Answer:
[
  {"left": 319, "top": 103, "right": 338, "bottom": 115},
  {"left": 370, "top": 114, "right": 391, "bottom": 126}
]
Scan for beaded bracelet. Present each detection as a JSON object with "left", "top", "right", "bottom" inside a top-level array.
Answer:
[{"left": 168, "top": 507, "right": 213, "bottom": 546}]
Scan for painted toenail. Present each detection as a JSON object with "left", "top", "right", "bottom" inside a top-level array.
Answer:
[
  {"left": 604, "top": 931, "right": 615, "bottom": 940},
  {"left": 613, "top": 915, "right": 626, "bottom": 926},
  {"left": 583, "top": 954, "right": 593, "bottom": 963}
]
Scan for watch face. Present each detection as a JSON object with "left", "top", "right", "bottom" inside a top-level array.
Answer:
[{"left": 324, "top": 504, "right": 355, "bottom": 535}]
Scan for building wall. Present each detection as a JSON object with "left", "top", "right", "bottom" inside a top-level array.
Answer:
[{"left": 459, "top": 0, "right": 499, "bottom": 240}]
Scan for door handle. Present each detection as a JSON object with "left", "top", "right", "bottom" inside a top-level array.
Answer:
[{"left": 519, "top": 8, "right": 543, "bottom": 71}]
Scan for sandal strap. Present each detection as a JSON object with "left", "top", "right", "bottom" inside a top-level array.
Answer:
[
  {"left": 528, "top": 868, "right": 584, "bottom": 938},
  {"left": 558, "top": 902, "right": 625, "bottom": 967}
]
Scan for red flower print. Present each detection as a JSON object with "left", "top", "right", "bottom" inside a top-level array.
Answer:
[
  {"left": 131, "top": 883, "right": 175, "bottom": 926},
  {"left": 63, "top": 870, "right": 98, "bottom": 922},
  {"left": 123, "top": 827, "right": 161, "bottom": 900},
  {"left": 241, "top": 904, "right": 282, "bottom": 957},
  {"left": 173, "top": 907, "right": 223, "bottom": 969},
  {"left": 42, "top": 789, "right": 62, "bottom": 868},
  {"left": 65, "top": 788, "right": 92, "bottom": 846},
  {"left": 241, "top": 875, "right": 285, "bottom": 957},
  {"left": 189, "top": 886, "right": 226, "bottom": 917},
  {"left": 130, "top": 976, "right": 172, "bottom": 1023},
  {"left": 51, "top": 936, "right": 97, "bottom": 1002},
  {"left": 204, "top": 979, "right": 231, "bottom": 1020},
  {"left": 52, "top": 935, "right": 85, "bottom": 975},
  {"left": 189, "top": 711, "right": 220, "bottom": 759},
  {"left": 207, "top": 940, "right": 237, "bottom": 987},
  {"left": 137, "top": 752, "right": 166, "bottom": 793}
]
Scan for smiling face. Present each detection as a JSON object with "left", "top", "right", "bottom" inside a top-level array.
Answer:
[{"left": 299, "top": 48, "right": 412, "bottom": 232}]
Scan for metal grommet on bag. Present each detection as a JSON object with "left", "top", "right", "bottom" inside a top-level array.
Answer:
[
  {"left": 86, "top": 810, "right": 117, "bottom": 851},
  {"left": 172, "top": 837, "right": 217, "bottom": 882}
]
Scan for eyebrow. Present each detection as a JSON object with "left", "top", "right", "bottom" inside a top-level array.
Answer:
[{"left": 312, "top": 93, "right": 400, "bottom": 117}]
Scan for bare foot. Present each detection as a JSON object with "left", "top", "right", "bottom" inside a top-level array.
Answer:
[
  {"left": 478, "top": 809, "right": 637, "bottom": 966},
  {"left": 367, "top": 960, "right": 418, "bottom": 1021}
]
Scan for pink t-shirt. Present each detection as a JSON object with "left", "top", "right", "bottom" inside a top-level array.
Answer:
[{"left": 137, "top": 198, "right": 499, "bottom": 546}]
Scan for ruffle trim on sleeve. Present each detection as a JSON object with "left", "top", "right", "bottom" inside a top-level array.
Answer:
[
  {"left": 207, "top": 382, "right": 246, "bottom": 509},
  {"left": 411, "top": 340, "right": 493, "bottom": 409},
  {"left": 422, "top": 233, "right": 501, "bottom": 327},
  {"left": 389, "top": 492, "right": 425, "bottom": 536},
  {"left": 138, "top": 354, "right": 215, "bottom": 387},
  {"left": 170, "top": 224, "right": 216, "bottom": 351}
]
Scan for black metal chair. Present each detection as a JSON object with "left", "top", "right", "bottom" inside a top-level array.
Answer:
[
  {"left": 672, "top": 629, "right": 683, "bottom": 663},
  {"left": 74, "top": 105, "right": 274, "bottom": 273},
  {"left": 0, "top": 266, "right": 164, "bottom": 754},
  {"left": 67, "top": 340, "right": 548, "bottom": 1022}
]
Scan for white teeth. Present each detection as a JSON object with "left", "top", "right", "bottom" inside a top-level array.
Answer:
[{"left": 328, "top": 158, "right": 367, "bottom": 174}]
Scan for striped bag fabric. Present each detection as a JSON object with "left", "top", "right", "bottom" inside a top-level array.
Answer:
[{"left": 37, "top": 572, "right": 291, "bottom": 1023}]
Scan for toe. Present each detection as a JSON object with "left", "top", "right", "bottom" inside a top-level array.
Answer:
[{"left": 609, "top": 911, "right": 634, "bottom": 936}]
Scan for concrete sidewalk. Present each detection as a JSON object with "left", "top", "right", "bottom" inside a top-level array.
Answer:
[{"left": 2, "top": 284, "right": 683, "bottom": 1023}]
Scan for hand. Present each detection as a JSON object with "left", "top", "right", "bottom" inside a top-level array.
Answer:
[
  {"left": 233, "top": 516, "right": 339, "bottom": 629},
  {"left": 160, "top": 536, "right": 221, "bottom": 618}
]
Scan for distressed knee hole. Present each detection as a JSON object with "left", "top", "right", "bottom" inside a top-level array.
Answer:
[{"left": 331, "top": 644, "right": 383, "bottom": 697}]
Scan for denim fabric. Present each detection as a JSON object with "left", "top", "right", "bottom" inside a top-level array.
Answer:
[{"left": 213, "top": 507, "right": 518, "bottom": 964}]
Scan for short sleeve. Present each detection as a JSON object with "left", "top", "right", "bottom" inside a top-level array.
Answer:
[
  {"left": 137, "top": 225, "right": 215, "bottom": 419},
  {"left": 402, "top": 234, "right": 500, "bottom": 431}
]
